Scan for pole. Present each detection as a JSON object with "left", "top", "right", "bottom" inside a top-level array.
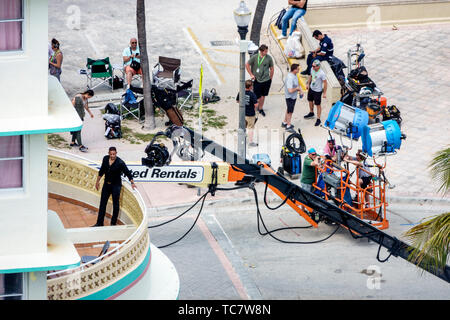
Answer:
[{"left": 237, "top": 26, "right": 248, "bottom": 161}]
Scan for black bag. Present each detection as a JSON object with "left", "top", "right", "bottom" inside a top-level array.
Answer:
[
  {"left": 383, "top": 105, "right": 402, "bottom": 126},
  {"left": 111, "top": 76, "right": 124, "bottom": 90},
  {"left": 275, "top": 9, "right": 287, "bottom": 30},
  {"left": 129, "top": 47, "right": 141, "bottom": 71},
  {"left": 349, "top": 66, "right": 369, "bottom": 82}
]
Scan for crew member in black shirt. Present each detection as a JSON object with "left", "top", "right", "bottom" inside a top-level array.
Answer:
[{"left": 93, "top": 147, "right": 136, "bottom": 226}]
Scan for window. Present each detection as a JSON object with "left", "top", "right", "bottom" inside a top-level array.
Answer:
[
  {"left": 0, "top": 136, "right": 23, "bottom": 189},
  {"left": 0, "top": 0, "right": 24, "bottom": 51},
  {"left": 0, "top": 273, "right": 24, "bottom": 300}
]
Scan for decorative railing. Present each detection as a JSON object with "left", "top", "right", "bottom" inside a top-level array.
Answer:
[{"left": 46, "top": 151, "right": 149, "bottom": 300}]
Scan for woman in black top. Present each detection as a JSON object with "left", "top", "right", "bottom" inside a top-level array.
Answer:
[{"left": 94, "top": 147, "right": 136, "bottom": 226}]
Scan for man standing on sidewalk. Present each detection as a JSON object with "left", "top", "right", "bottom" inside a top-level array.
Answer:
[
  {"left": 282, "top": 63, "right": 304, "bottom": 131},
  {"left": 304, "top": 60, "right": 327, "bottom": 126},
  {"left": 93, "top": 147, "right": 136, "bottom": 226},
  {"left": 245, "top": 44, "right": 274, "bottom": 117}
]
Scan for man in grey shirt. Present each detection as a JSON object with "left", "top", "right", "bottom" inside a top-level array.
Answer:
[
  {"left": 304, "top": 59, "right": 327, "bottom": 126},
  {"left": 282, "top": 64, "right": 304, "bottom": 131}
]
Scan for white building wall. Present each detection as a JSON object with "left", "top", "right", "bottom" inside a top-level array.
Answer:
[
  {"left": 0, "top": 0, "right": 48, "bottom": 119},
  {"left": 0, "top": 134, "right": 48, "bottom": 256}
]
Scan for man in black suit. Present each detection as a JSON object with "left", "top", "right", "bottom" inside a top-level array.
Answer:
[{"left": 93, "top": 147, "right": 136, "bottom": 226}]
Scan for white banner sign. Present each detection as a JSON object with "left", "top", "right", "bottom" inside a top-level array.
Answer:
[{"left": 89, "top": 164, "right": 204, "bottom": 183}]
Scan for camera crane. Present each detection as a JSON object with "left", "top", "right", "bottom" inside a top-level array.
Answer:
[{"left": 141, "top": 126, "right": 450, "bottom": 284}]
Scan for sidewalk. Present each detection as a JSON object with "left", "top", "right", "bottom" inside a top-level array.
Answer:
[{"left": 49, "top": 0, "right": 449, "bottom": 206}]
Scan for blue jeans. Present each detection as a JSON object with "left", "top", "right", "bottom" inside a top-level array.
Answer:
[{"left": 281, "top": 7, "right": 306, "bottom": 36}]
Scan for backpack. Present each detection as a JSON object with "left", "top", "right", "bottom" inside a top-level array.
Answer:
[
  {"left": 275, "top": 9, "right": 287, "bottom": 30},
  {"left": 203, "top": 88, "right": 220, "bottom": 104}
]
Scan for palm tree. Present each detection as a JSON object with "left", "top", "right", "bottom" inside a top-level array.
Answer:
[
  {"left": 136, "top": 0, "right": 155, "bottom": 130},
  {"left": 404, "top": 146, "right": 450, "bottom": 273},
  {"left": 249, "top": 0, "right": 268, "bottom": 46}
]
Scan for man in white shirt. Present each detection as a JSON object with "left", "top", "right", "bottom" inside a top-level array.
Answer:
[
  {"left": 304, "top": 59, "right": 327, "bottom": 126},
  {"left": 123, "top": 38, "right": 142, "bottom": 87}
]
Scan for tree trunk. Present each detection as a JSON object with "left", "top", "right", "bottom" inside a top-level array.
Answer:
[
  {"left": 249, "top": 0, "right": 268, "bottom": 46},
  {"left": 136, "top": 0, "right": 155, "bottom": 130}
]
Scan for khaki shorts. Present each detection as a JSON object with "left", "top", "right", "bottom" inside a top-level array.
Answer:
[{"left": 245, "top": 116, "right": 256, "bottom": 129}]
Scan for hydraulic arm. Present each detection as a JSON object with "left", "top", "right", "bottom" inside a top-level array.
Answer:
[{"left": 142, "top": 126, "right": 450, "bottom": 284}]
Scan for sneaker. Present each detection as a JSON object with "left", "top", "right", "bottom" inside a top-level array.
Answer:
[
  {"left": 304, "top": 112, "right": 314, "bottom": 119},
  {"left": 249, "top": 142, "right": 258, "bottom": 147},
  {"left": 79, "top": 145, "right": 88, "bottom": 152},
  {"left": 277, "top": 34, "right": 288, "bottom": 40},
  {"left": 300, "top": 70, "right": 310, "bottom": 76},
  {"left": 285, "top": 124, "right": 295, "bottom": 131},
  {"left": 259, "top": 109, "right": 266, "bottom": 117},
  {"left": 281, "top": 122, "right": 287, "bottom": 128},
  {"left": 70, "top": 142, "right": 79, "bottom": 147},
  {"left": 315, "top": 119, "right": 321, "bottom": 126}
]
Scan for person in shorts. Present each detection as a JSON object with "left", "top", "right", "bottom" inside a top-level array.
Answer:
[
  {"left": 245, "top": 44, "right": 274, "bottom": 117},
  {"left": 236, "top": 80, "right": 259, "bottom": 147},
  {"left": 300, "top": 148, "right": 320, "bottom": 192},
  {"left": 305, "top": 59, "right": 327, "bottom": 126},
  {"left": 282, "top": 63, "right": 304, "bottom": 131},
  {"left": 123, "top": 38, "right": 142, "bottom": 87}
]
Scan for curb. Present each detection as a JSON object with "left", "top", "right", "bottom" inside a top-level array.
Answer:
[{"left": 147, "top": 192, "right": 450, "bottom": 215}]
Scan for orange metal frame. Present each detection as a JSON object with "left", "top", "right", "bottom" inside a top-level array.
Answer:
[
  {"left": 312, "top": 159, "right": 389, "bottom": 230},
  {"left": 226, "top": 160, "right": 389, "bottom": 230}
]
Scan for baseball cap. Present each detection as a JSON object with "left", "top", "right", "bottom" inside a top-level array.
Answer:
[
  {"left": 312, "top": 59, "right": 321, "bottom": 66},
  {"left": 308, "top": 148, "right": 316, "bottom": 154}
]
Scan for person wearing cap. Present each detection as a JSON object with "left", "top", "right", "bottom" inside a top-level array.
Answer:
[
  {"left": 300, "top": 148, "right": 320, "bottom": 192},
  {"left": 277, "top": 1, "right": 308, "bottom": 40},
  {"left": 245, "top": 44, "right": 274, "bottom": 117},
  {"left": 301, "top": 30, "right": 334, "bottom": 76},
  {"left": 282, "top": 63, "right": 304, "bottom": 131},
  {"left": 304, "top": 59, "right": 327, "bottom": 126}
]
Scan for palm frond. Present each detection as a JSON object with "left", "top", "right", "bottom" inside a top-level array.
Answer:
[
  {"left": 404, "top": 212, "right": 450, "bottom": 273},
  {"left": 428, "top": 146, "right": 450, "bottom": 195}
]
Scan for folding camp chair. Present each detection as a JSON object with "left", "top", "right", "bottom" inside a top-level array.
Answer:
[
  {"left": 154, "top": 56, "right": 181, "bottom": 83},
  {"left": 177, "top": 79, "right": 194, "bottom": 110},
  {"left": 120, "top": 88, "right": 144, "bottom": 122},
  {"left": 86, "top": 57, "right": 114, "bottom": 92},
  {"left": 81, "top": 241, "right": 110, "bottom": 265}
]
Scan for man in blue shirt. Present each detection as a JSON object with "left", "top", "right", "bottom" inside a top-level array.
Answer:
[
  {"left": 301, "top": 30, "right": 334, "bottom": 76},
  {"left": 123, "top": 38, "right": 142, "bottom": 87}
]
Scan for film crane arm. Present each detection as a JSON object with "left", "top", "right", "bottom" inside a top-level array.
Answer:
[{"left": 142, "top": 126, "right": 450, "bottom": 284}]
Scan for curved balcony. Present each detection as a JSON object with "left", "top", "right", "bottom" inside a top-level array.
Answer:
[{"left": 46, "top": 151, "right": 179, "bottom": 300}]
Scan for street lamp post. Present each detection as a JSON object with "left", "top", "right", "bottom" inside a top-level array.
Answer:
[{"left": 233, "top": 0, "right": 252, "bottom": 161}]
